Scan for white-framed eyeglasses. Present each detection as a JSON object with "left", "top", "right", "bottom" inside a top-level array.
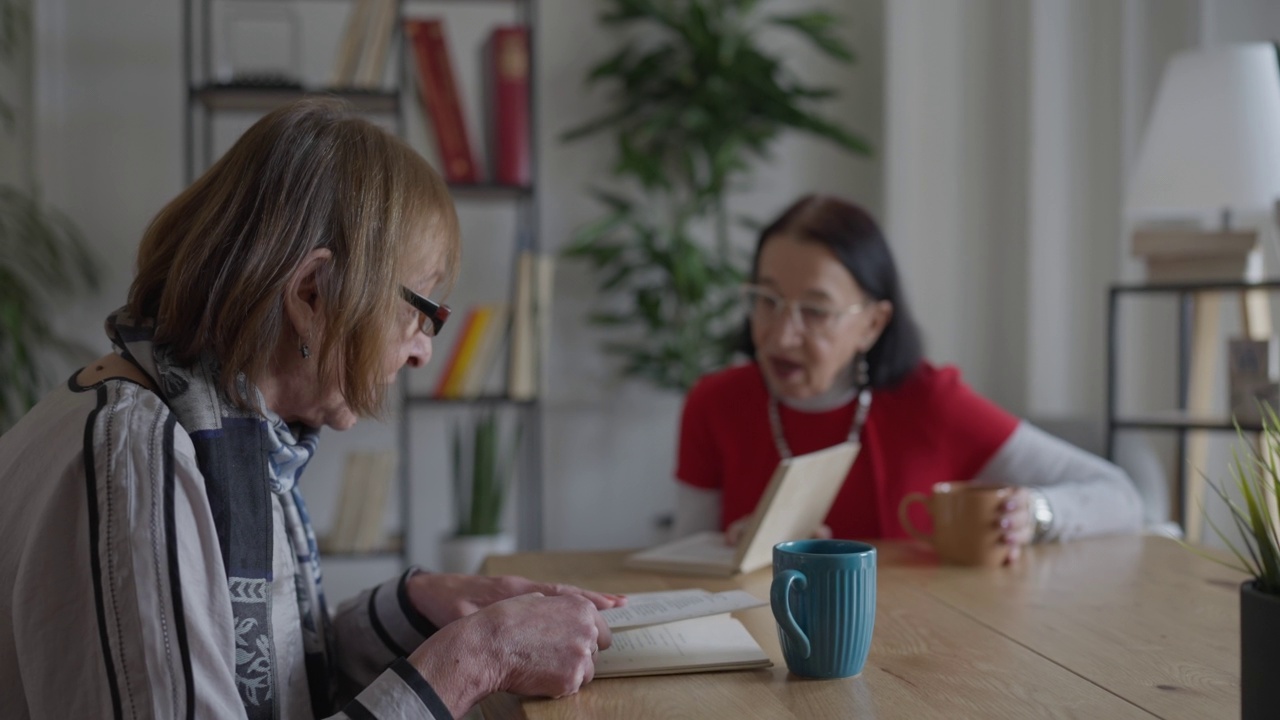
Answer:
[{"left": 742, "top": 284, "right": 865, "bottom": 336}]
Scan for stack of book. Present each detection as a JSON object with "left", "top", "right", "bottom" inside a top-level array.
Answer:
[
  {"left": 433, "top": 303, "right": 510, "bottom": 399},
  {"left": 330, "top": 0, "right": 399, "bottom": 90},
  {"left": 403, "top": 17, "right": 530, "bottom": 186},
  {"left": 429, "top": 250, "right": 554, "bottom": 400},
  {"left": 319, "top": 451, "right": 398, "bottom": 554}
]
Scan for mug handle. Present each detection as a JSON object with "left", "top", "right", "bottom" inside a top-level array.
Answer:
[
  {"left": 898, "top": 492, "right": 932, "bottom": 545},
  {"left": 771, "top": 569, "right": 811, "bottom": 660}
]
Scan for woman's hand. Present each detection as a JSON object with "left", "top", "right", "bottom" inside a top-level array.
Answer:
[
  {"left": 405, "top": 572, "right": 626, "bottom": 628},
  {"left": 996, "top": 488, "right": 1035, "bottom": 564},
  {"left": 409, "top": 593, "right": 611, "bottom": 717}
]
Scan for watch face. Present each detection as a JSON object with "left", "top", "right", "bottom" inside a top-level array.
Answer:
[{"left": 1028, "top": 492, "right": 1053, "bottom": 540}]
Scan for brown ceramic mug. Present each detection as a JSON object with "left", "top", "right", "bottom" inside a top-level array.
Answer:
[{"left": 897, "top": 482, "right": 1014, "bottom": 566}]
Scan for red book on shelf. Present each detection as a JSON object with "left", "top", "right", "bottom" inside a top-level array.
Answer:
[
  {"left": 406, "top": 18, "right": 480, "bottom": 183},
  {"left": 489, "top": 25, "right": 530, "bottom": 187}
]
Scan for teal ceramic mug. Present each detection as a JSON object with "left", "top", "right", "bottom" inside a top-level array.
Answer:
[{"left": 770, "top": 539, "right": 876, "bottom": 679}]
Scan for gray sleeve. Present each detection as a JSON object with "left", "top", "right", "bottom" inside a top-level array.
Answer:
[
  {"left": 328, "top": 570, "right": 452, "bottom": 718},
  {"left": 333, "top": 659, "right": 453, "bottom": 720},
  {"left": 973, "top": 421, "right": 1145, "bottom": 542},
  {"left": 671, "top": 481, "right": 722, "bottom": 537},
  {"left": 331, "top": 569, "right": 439, "bottom": 687}
]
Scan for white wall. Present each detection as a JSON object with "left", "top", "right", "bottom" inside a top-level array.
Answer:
[{"left": 885, "top": 0, "right": 1126, "bottom": 420}]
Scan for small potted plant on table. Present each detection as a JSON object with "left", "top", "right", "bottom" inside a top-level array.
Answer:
[
  {"left": 439, "top": 410, "right": 521, "bottom": 573},
  {"left": 1198, "top": 405, "right": 1280, "bottom": 720}
]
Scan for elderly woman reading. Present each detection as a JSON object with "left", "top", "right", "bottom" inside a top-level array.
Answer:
[{"left": 0, "top": 99, "right": 620, "bottom": 719}]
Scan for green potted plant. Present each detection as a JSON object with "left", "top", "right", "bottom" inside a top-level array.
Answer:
[
  {"left": 439, "top": 410, "right": 522, "bottom": 573},
  {"left": 0, "top": 0, "right": 99, "bottom": 433},
  {"left": 562, "top": 0, "right": 871, "bottom": 391},
  {"left": 1195, "top": 405, "right": 1280, "bottom": 720}
]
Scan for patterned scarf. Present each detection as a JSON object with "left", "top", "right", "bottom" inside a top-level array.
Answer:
[{"left": 106, "top": 308, "right": 334, "bottom": 718}]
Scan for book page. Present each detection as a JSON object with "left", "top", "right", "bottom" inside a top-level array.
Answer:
[
  {"left": 601, "top": 590, "right": 766, "bottom": 630},
  {"left": 734, "top": 441, "right": 859, "bottom": 574},
  {"left": 594, "top": 616, "right": 771, "bottom": 678}
]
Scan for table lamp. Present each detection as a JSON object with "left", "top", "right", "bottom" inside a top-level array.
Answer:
[{"left": 1126, "top": 42, "right": 1280, "bottom": 283}]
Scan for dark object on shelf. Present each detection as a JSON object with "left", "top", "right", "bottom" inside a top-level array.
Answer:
[
  {"left": 217, "top": 75, "right": 304, "bottom": 90},
  {"left": 192, "top": 85, "right": 400, "bottom": 114}
]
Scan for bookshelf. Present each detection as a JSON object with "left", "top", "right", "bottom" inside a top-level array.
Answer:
[
  {"left": 1106, "top": 279, "right": 1280, "bottom": 534},
  {"left": 182, "top": 0, "right": 543, "bottom": 569}
]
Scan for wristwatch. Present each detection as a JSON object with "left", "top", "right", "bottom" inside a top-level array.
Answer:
[{"left": 1028, "top": 489, "right": 1054, "bottom": 543}]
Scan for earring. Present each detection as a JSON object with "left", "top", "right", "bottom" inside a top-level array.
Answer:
[
  {"left": 855, "top": 354, "right": 870, "bottom": 388},
  {"left": 300, "top": 343, "right": 311, "bottom": 359}
]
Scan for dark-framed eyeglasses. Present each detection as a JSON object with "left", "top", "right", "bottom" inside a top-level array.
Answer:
[{"left": 401, "top": 286, "right": 451, "bottom": 337}]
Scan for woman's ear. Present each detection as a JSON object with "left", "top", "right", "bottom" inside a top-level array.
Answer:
[
  {"left": 860, "top": 300, "right": 894, "bottom": 352},
  {"left": 283, "top": 248, "right": 334, "bottom": 343}
]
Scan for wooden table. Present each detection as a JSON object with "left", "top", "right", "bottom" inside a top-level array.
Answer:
[{"left": 479, "top": 537, "right": 1241, "bottom": 720}]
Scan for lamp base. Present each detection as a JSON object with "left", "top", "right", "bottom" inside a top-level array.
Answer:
[{"left": 1132, "top": 229, "right": 1257, "bottom": 283}]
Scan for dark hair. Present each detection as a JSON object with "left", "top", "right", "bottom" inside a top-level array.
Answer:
[
  {"left": 742, "top": 194, "right": 924, "bottom": 388},
  {"left": 129, "top": 98, "right": 460, "bottom": 416}
]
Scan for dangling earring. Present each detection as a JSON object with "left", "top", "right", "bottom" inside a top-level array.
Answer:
[
  {"left": 855, "top": 353, "right": 870, "bottom": 388},
  {"left": 300, "top": 343, "right": 311, "bottom": 359}
]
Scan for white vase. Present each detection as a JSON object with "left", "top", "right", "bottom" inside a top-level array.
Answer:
[{"left": 438, "top": 533, "right": 516, "bottom": 574}]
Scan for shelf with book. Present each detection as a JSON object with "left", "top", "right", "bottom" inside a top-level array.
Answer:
[
  {"left": 184, "top": 0, "right": 543, "bottom": 571},
  {"left": 191, "top": 85, "right": 402, "bottom": 113},
  {"left": 1106, "top": 279, "right": 1280, "bottom": 537}
]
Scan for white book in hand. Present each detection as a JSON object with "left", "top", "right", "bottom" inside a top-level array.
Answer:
[
  {"left": 625, "top": 441, "right": 859, "bottom": 576},
  {"left": 594, "top": 615, "right": 771, "bottom": 678}
]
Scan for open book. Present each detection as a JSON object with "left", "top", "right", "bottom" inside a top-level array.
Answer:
[
  {"left": 594, "top": 590, "right": 771, "bottom": 678},
  {"left": 625, "top": 441, "right": 859, "bottom": 576}
]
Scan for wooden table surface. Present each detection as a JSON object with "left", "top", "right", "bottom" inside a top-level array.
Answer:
[{"left": 478, "top": 536, "right": 1242, "bottom": 720}]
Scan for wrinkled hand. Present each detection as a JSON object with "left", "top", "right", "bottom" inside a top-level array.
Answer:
[
  {"left": 406, "top": 572, "right": 626, "bottom": 628},
  {"left": 725, "top": 519, "right": 831, "bottom": 546},
  {"left": 410, "top": 593, "right": 611, "bottom": 717},
  {"left": 996, "top": 488, "right": 1034, "bottom": 565}
]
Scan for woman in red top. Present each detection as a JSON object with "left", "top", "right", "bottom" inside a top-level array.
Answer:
[{"left": 673, "top": 195, "right": 1143, "bottom": 562}]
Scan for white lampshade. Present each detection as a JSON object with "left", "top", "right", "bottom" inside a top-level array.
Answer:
[{"left": 1126, "top": 43, "right": 1280, "bottom": 221}]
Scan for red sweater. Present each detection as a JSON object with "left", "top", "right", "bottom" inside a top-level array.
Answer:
[{"left": 675, "top": 362, "right": 1019, "bottom": 539}]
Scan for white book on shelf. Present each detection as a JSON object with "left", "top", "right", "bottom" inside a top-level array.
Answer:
[
  {"left": 351, "top": 451, "right": 396, "bottom": 552},
  {"left": 353, "top": 0, "right": 397, "bottom": 90},
  {"left": 329, "top": 0, "right": 375, "bottom": 88},
  {"left": 326, "top": 452, "right": 371, "bottom": 552}
]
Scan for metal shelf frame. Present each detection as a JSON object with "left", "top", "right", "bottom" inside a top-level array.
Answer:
[{"left": 1105, "top": 279, "right": 1280, "bottom": 529}]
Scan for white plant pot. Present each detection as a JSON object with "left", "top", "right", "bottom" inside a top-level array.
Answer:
[{"left": 439, "top": 533, "right": 516, "bottom": 574}]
